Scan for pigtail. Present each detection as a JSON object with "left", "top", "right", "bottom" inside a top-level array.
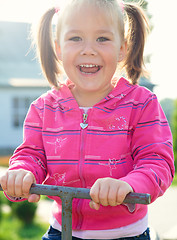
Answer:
[
  {"left": 123, "top": 2, "right": 149, "bottom": 84},
  {"left": 36, "top": 8, "right": 62, "bottom": 88}
]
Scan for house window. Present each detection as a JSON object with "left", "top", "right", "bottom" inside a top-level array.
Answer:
[{"left": 12, "top": 97, "right": 36, "bottom": 128}]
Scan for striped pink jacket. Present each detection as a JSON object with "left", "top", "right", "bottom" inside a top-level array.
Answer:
[{"left": 9, "top": 77, "right": 174, "bottom": 230}]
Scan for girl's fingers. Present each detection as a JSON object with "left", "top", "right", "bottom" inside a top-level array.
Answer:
[
  {"left": 90, "top": 178, "right": 134, "bottom": 209},
  {"left": 0, "top": 171, "right": 8, "bottom": 191},
  {"left": 22, "top": 172, "right": 36, "bottom": 197},
  {"left": 116, "top": 182, "right": 133, "bottom": 205},
  {"left": 6, "top": 172, "right": 16, "bottom": 196},
  {"left": 91, "top": 178, "right": 111, "bottom": 206},
  {"left": 98, "top": 182, "right": 109, "bottom": 206},
  {"left": 0, "top": 169, "right": 37, "bottom": 199},
  {"left": 28, "top": 194, "right": 40, "bottom": 203},
  {"left": 14, "top": 173, "right": 25, "bottom": 197},
  {"left": 107, "top": 185, "right": 118, "bottom": 206},
  {"left": 89, "top": 200, "right": 100, "bottom": 210},
  {"left": 116, "top": 187, "right": 127, "bottom": 205},
  {"left": 90, "top": 180, "right": 100, "bottom": 204}
]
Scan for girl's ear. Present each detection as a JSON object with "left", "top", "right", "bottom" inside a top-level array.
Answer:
[
  {"left": 55, "top": 40, "right": 62, "bottom": 60},
  {"left": 118, "top": 41, "right": 127, "bottom": 62}
]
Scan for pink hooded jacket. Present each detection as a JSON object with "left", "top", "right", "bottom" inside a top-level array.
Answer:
[{"left": 9, "top": 78, "right": 174, "bottom": 230}]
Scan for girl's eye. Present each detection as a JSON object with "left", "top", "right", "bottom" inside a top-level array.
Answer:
[
  {"left": 69, "top": 36, "right": 82, "bottom": 42},
  {"left": 97, "top": 37, "right": 110, "bottom": 42}
]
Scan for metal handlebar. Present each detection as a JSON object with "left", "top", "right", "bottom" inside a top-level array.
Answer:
[{"left": 0, "top": 184, "right": 151, "bottom": 240}]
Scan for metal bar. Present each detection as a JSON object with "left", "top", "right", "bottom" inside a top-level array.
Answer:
[
  {"left": 61, "top": 195, "right": 73, "bottom": 240},
  {"left": 29, "top": 184, "right": 91, "bottom": 200},
  {"left": 0, "top": 184, "right": 151, "bottom": 240},
  {"left": 123, "top": 192, "right": 151, "bottom": 205},
  {"left": 27, "top": 184, "right": 151, "bottom": 204},
  {"left": 0, "top": 183, "right": 151, "bottom": 204}
]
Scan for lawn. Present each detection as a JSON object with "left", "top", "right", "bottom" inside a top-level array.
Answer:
[
  {"left": 0, "top": 191, "right": 48, "bottom": 240},
  {"left": 0, "top": 213, "right": 48, "bottom": 240}
]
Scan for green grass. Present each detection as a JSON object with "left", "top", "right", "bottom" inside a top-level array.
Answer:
[
  {"left": 0, "top": 213, "right": 48, "bottom": 240},
  {"left": 0, "top": 191, "right": 48, "bottom": 240}
]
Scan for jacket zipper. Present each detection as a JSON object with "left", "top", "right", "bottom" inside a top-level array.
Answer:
[
  {"left": 79, "top": 113, "right": 88, "bottom": 185},
  {"left": 76, "top": 111, "right": 88, "bottom": 229}
]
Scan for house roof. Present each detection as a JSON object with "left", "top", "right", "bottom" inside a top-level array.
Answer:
[{"left": 0, "top": 21, "right": 48, "bottom": 87}]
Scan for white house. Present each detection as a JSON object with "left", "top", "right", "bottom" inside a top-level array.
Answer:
[{"left": 0, "top": 21, "right": 50, "bottom": 155}]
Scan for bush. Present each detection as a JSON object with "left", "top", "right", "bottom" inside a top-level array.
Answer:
[
  {"left": 0, "top": 195, "right": 2, "bottom": 222},
  {"left": 10, "top": 200, "right": 37, "bottom": 225},
  {"left": 0, "top": 191, "right": 7, "bottom": 222},
  {"left": 0, "top": 191, "right": 38, "bottom": 224},
  {"left": 0, "top": 212, "right": 48, "bottom": 240},
  {"left": 172, "top": 99, "right": 177, "bottom": 171}
]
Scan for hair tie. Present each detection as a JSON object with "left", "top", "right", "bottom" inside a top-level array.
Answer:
[
  {"left": 55, "top": 7, "right": 60, "bottom": 14},
  {"left": 119, "top": 1, "right": 124, "bottom": 13}
]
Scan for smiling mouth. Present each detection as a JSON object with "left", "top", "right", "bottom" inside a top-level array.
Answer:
[{"left": 78, "top": 64, "right": 102, "bottom": 74}]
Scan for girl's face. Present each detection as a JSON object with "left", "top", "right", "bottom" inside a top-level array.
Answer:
[{"left": 56, "top": 2, "right": 126, "bottom": 102}]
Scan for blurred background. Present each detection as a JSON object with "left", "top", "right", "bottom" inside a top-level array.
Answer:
[{"left": 0, "top": 0, "right": 177, "bottom": 239}]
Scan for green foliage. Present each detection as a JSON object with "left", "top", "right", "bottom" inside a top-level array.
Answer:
[
  {"left": 10, "top": 200, "right": 37, "bottom": 225},
  {"left": 0, "top": 194, "right": 2, "bottom": 222},
  {"left": 0, "top": 212, "right": 48, "bottom": 240},
  {"left": 0, "top": 191, "right": 8, "bottom": 222},
  {"left": 0, "top": 191, "right": 7, "bottom": 205},
  {"left": 172, "top": 99, "right": 177, "bottom": 171},
  {"left": 0, "top": 191, "right": 38, "bottom": 225},
  {"left": 0, "top": 191, "right": 47, "bottom": 239},
  {"left": 172, "top": 173, "right": 177, "bottom": 186}
]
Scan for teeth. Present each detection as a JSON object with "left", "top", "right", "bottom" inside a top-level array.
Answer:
[{"left": 80, "top": 64, "right": 99, "bottom": 68}]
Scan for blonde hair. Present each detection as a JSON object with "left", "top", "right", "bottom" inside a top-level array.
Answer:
[{"left": 34, "top": 0, "right": 149, "bottom": 87}]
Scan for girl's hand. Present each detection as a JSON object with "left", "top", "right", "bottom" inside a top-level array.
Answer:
[
  {"left": 89, "top": 178, "right": 133, "bottom": 210},
  {"left": 0, "top": 169, "right": 40, "bottom": 203}
]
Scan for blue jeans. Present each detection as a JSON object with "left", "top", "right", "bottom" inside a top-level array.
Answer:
[{"left": 42, "top": 226, "right": 150, "bottom": 240}]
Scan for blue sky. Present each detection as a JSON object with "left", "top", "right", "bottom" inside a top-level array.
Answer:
[{"left": 0, "top": 0, "right": 177, "bottom": 100}]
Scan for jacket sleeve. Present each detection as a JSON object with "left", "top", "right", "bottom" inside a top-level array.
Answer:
[
  {"left": 8, "top": 97, "right": 47, "bottom": 185},
  {"left": 120, "top": 93, "right": 174, "bottom": 203}
]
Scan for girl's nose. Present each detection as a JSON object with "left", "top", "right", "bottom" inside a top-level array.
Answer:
[{"left": 80, "top": 41, "right": 97, "bottom": 56}]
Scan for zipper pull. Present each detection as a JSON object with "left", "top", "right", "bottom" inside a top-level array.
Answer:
[{"left": 80, "top": 113, "right": 88, "bottom": 129}]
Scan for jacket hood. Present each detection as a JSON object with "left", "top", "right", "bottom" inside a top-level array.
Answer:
[{"left": 47, "top": 77, "right": 138, "bottom": 110}]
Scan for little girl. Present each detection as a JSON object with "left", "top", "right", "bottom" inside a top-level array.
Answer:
[{"left": 0, "top": 0, "right": 174, "bottom": 239}]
